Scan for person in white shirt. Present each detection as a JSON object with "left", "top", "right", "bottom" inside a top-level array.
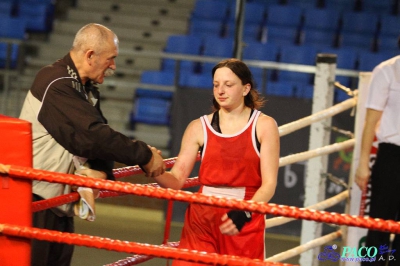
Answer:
[{"left": 355, "top": 55, "right": 400, "bottom": 266}]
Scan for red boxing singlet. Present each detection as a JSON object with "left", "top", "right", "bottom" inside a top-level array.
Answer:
[
  {"left": 199, "top": 109, "right": 262, "bottom": 199},
  {"left": 173, "top": 110, "right": 266, "bottom": 266}
]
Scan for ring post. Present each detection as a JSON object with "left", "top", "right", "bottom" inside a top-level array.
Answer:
[
  {"left": 0, "top": 115, "right": 32, "bottom": 266},
  {"left": 299, "top": 54, "right": 337, "bottom": 266},
  {"left": 342, "top": 72, "right": 372, "bottom": 266}
]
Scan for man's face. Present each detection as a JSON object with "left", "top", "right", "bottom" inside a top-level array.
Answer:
[{"left": 90, "top": 37, "right": 118, "bottom": 84}]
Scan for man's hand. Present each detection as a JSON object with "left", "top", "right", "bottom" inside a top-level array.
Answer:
[
  {"left": 75, "top": 169, "right": 107, "bottom": 198},
  {"left": 142, "top": 146, "right": 166, "bottom": 178},
  {"left": 355, "top": 164, "right": 370, "bottom": 191},
  {"left": 76, "top": 168, "right": 107, "bottom": 179}
]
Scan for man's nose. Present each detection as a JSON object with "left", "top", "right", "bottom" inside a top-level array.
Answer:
[{"left": 110, "top": 59, "right": 116, "bottom": 70}]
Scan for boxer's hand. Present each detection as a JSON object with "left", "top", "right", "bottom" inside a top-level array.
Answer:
[
  {"left": 141, "top": 147, "right": 166, "bottom": 178},
  {"left": 220, "top": 210, "right": 252, "bottom": 235}
]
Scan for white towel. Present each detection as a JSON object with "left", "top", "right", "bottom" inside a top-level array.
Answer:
[
  {"left": 72, "top": 156, "right": 96, "bottom": 222},
  {"left": 74, "top": 187, "right": 96, "bottom": 222}
]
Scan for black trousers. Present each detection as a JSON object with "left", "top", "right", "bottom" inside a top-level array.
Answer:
[
  {"left": 31, "top": 194, "right": 74, "bottom": 266},
  {"left": 362, "top": 143, "right": 400, "bottom": 266}
]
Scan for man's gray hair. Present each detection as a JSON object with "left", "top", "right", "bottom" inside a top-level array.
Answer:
[{"left": 72, "top": 23, "right": 118, "bottom": 54}]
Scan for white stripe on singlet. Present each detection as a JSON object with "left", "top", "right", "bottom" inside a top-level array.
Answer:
[{"left": 202, "top": 186, "right": 246, "bottom": 200}]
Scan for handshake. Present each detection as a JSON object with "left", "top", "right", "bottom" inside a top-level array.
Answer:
[{"left": 141, "top": 146, "right": 166, "bottom": 178}]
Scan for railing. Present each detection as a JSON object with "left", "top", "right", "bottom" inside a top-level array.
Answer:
[
  {"left": 103, "top": 49, "right": 360, "bottom": 94},
  {"left": 1, "top": 46, "right": 361, "bottom": 116}
]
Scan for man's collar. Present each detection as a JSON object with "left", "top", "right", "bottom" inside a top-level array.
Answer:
[{"left": 65, "top": 53, "right": 83, "bottom": 84}]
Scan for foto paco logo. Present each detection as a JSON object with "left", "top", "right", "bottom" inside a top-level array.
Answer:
[{"left": 318, "top": 244, "right": 396, "bottom": 263}]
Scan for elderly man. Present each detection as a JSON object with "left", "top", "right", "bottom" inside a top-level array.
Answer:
[{"left": 19, "top": 23, "right": 165, "bottom": 266}]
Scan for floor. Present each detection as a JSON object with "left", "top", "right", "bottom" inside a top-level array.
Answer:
[{"left": 71, "top": 203, "right": 340, "bottom": 266}]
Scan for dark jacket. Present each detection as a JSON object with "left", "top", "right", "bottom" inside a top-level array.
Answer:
[{"left": 19, "top": 53, "right": 152, "bottom": 215}]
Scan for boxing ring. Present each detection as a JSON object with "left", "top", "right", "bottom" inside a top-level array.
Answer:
[{"left": 0, "top": 55, "right": 395, "bottom": 266}]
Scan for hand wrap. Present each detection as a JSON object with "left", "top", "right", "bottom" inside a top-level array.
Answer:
[{"left": 227, "top": 210, "right": 252, "bottom": 231}]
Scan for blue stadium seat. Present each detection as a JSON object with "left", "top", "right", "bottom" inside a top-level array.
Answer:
[
  {"left": 301, "top": 29, "right": 337, "bottom": 47},
  {"left": 242, "top": 41, "right": 280, "bottom": 62},
  {"left": 130, "top": 89, "right": 174, "bottom": 126},
  {"left": 225, "top": 21, "right": 263, "bottom": 42},
  {"left": 379, "top": 15, "right": 400, "bottom": 37},
  {"left": 227, "top": 2, "right": 266, "bottom": 24},
  {"left": 202, "top": 36, "right": 234, "bottom": 58},
  {"left": 0, "top": 16, "right": 26, "bottom": 39},
  {"left": 0, "top": 1, "right": 14, "bottom": 16},
  {"left": 303, "top": 8, "right": 341, "bottom": 33},
  {"left": 288, "top": 0, "right": 318, "bottom": 9},
  {"left": 243, "top": 41, "right": 280, "bottom": 86},
  {"left": 357, "top": 52, "right": 393, "bottom": 72},
  {"left": 266, "top": 81, "right": 295, "bottom": 97},
  {"left": 135, "top": 88, "right": 174, "bottom": 98},
  {"left": 16, "top": 1, "right": 55, "bottom": 33},
  {"left": 191, "top": 0, "right": 229, "bottom": 21},
  {"left": 266, "top": 25, "right": 299, "bottom": 46},
  {"left": 278, "top": 44, "right": 318, "bottom": 85},
  {"left": 321, "top": 47, "right": 359, "bottom": 70},
  {"left": 178, "top": 72, "right": 211, "bottom": 89},
  {"left": 201, "top": 36, "right": 234, "bottom": 74},
  {"left": 164, "top": 35, "right": 203, "bottom": 55},
  {"left": 246, "top": 0, "right": 280, "bottom": 5},
  {"left": 323, "top": 0, "right": 356, "bottom": 12},
  {"left": 131, "top": 71, "right": 175, "bottom": 126},
  {"left": 162, "top": 34, "right": 203, "bottom": 73},
  {"left": 188, "top": 18, "right": 224, "bottom": 38},
  {"left": 266, "top": 4, "right": 303, "bottom": 28},
  {"left": 279, "top": 44, "right": 318, "bottom": 65},
  {"left": 361, "top": 0, "right": 393, "bottom": 14},
  {"left": 377, "top": 35, "right": 400, "bottom": 54},
  {"left": 278, "top": 70, "right": 314, "bottom": 85},
  {"left": 338, "top": 32, "right": 376, "bottom": 52},
  {"left": 140, "top": 70, "right": 176, "bottom": 86},
  {"left": 340, "top": 11, "right": 379, "bottom": 36},
  {"left": 0, "top": 16, "right": 26, "bottom": 69}
]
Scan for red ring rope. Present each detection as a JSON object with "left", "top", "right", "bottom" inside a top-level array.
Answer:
[
  {"left": 7, "top": 165, "right": 400, "bottom": 234},
  {"left": 0, "top": 224, "right": 293, "bottom": 266}
]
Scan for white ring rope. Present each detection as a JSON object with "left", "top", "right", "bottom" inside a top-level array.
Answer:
[
  {"left": 265, "top": 190, "right": 349, "bottom": 228},
  {"left": 265, "top": 230, "right": 342, "bottom": 263},
  {"left": 278, "top": 95, "right": 357, "bottom": 137},
  {"left": 279, "top": 138, "right": 355, "bottom": 167}
]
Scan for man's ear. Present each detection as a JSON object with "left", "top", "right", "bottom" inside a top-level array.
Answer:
[{"left": 86, "top": 50, "right": 95, "bottom": 62}]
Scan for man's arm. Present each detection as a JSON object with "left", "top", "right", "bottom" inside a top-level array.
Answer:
[
  {"left": 355, "top": 108, "right": 382, "bottom": 190},
  {"left": 38, "top": 81, "right": 153, "bottom": 167}
]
